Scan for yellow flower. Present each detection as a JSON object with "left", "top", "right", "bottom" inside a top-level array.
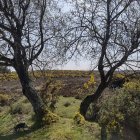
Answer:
[{"left": 83, "top": 73, "right": 95, "bottom": 89}]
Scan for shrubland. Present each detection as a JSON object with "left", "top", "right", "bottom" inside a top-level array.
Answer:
[
  {"left": 98, "top": 79, "right": 140, "bottom": 139},
  {"left": 0, "top": 95, "right": 101, "bottom": 140},
  {"left": 0, "top": 72, "right": 100, "bottom": 140},
  {"left": 0, "top": 71, "right": 140, "bottom": 140}
]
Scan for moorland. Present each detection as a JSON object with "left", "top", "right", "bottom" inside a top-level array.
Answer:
[{"left": 0, "top": 70, "right": 139, "bottom": 140}]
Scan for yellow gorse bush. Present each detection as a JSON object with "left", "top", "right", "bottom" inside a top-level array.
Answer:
[
  {"left": 114, "top": 73, "right": 125, "bottom": 79},
  {"left": 0, "top": 73, "right": 18, "bottom": 80},
  {"left": 107, "top": 120, "right": 119, "bottom": 131},
  {"left": 107, "top": 113, "right": 124, "bottom": 132},
  {"left": 42, "top": 109, "right": 59, "bottom": 125},
  {"left": 83, "top": 73, "right": 95, "bottom": 89},
  {"left": 99, "top": 106, "right": 124, "bottom": 132},
  {"left": 123, "top": 80, "right": 140, "bottom": 91},
  {"left": 73, "top": 112, "right": 85, "bottom": 125}
]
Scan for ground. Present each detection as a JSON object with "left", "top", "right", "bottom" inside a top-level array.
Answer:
[{"left": 0, "top": 70, "right": 101, "bottom": 140}]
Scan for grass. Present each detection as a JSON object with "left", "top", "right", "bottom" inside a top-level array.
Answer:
[
  {"left": 56, "top": 96, "right": 81, "bottom": 118},
  {"left": 0, "top": 96, "right": 101, "bottom": 140},
  {"left": 0, "top": 97, "right": 34, "bottom": 135}
]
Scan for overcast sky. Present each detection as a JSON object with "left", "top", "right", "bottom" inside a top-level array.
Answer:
[{"left": 57, "top": 59, "right": 91, "bottom": 70}]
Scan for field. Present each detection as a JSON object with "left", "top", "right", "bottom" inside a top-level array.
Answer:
[
  {"left": 0, "top": 70, "right": 139, "bottom": 140},
  {"left": 0, "top": 70, "right": 101, "bottom": 140}
]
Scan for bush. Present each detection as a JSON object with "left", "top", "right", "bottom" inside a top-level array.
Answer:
[
  {"left": 0, "top": 72, "right": 18, "bottom": 81},
  {"left": 10, "top": 102, "right": 32, "bottom": 115},
  {"left": 10, "top": 104, "right": 23, "bottom": 114},
  {"left": 109, "top": 73, "right": 126, "bottom": 89},
  {"left": 73, "top": 112, "right": 85, "bottom": 125},
  {"left": 74, "top": 74, "right": 96, "bottom": 100},
  {"left": 114, "top": 73, "right": 125, "bottom": 79},
  {"left": 0, "top": 93, "right": 9, "bottom": 106},
  {"left": 98, "top": 87, "right": 140, "bottom": 139},
  {"left": 42, "top": 109, "right": 59, "bottom": 125},
  {"left": 83, "top": 73, "right": 95, "bottom": 89},
  {"left": 123, "top": 80, "right": 140, "bottom": 91},
  {"left": 40, "top": 79, "right": 63, "bottom": 111}
]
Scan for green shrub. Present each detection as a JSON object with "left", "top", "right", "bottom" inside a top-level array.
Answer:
[
  {"left": 40, "top": 79, "right": 62, "bottom": 111},
  {"left": 10, "top": 104, "right": 23, "bottom": 114},
  {"left": 98, "top": 88, "right": 140, "bottom": 138}
]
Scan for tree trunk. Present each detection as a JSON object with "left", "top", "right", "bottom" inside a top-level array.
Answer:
[
  {"left": 101, "top": 126, "right": 107, "bottom": 140},
  {"left": 80, "top": 82, "right": 107, "bottom": 121},
  {"left": 21, "top": 81, "right": 45, "bottom": 121},
  {"left": 14, "top": 64, "right": 45, "bottom": 121}
]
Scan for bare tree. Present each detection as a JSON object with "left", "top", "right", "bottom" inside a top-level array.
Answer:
[
  {"left": 61, "top": 0, "right": 140, "bottom": 120},
  {"left": 0, "top": 0, "right": 62, "bottom": 121}
]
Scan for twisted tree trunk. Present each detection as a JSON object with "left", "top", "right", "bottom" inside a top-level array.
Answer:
[
  {"left": 80, "top": 82, "right": 107, "bottom": 121},
  {"left": 14, "top": 60, "right": 45, "bottom": 121}
]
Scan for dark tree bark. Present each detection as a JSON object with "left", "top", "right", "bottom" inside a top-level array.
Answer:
[
  {"left": 101, "top": 126, "right": 107, "bottom": 140},
  {"left": 14, "top": 59, "right": 45, "bottom": 121},
  {"left": 80, "top": 81, "right": 107, "bottom": 121}
]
